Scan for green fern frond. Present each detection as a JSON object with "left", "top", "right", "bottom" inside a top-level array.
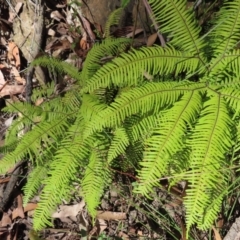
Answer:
[
  {"left": 185, "top": 94, "right": 234, "bottom": 231},
  {"left": 148, "top": 0, "right": 206, "bottom": 56},
  {"left": 135, "top": 90, "right": 203, "bottom": 195},
  {"left": 23, "top": 164, "right": 48, "bottom": 205},
  {"left": 82, "top": 134, "right": 111, "bottom": 217},
  {"left": 126, "top": 114, "right": 160, "bottom": 142},
  {"left": 209, "top": 50, "right": 240, "bottom": 84},
  {"left": 80, "top": 38, "right": 131, "bottom": 83},
  {"left": 83, "top": 82, "right": 202, "bottom": 138},
  {"left": 83, "top": 47, "right": 204, "bottom": 93},
  {"left": 107, "top": 127, "right": 130, "bottom": 163},
  {"left": 209, "top": 0, "right": 240, "bottom": 57},
  {"left": 219, "top": 87, "right": 240, "bottom": 117},
  {"left": 0, "top": 116, "right": 71, "bottom": 174},
  {"left": 104, "top": 8, "right": 124, "bottom": 38},
  {"left": 33, "top": 114, "right": 90, "bottom": 230},
  {"left": 32, "top": 56, "right": 82, "bottom": 83}
]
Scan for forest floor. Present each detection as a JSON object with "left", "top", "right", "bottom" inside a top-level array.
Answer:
[{"left": 0, "top": 0, "right": 239, "bottom": 239}]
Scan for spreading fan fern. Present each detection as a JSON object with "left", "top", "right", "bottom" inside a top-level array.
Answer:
[{"left": 1, "top": 0, "right": 240, "bottom": 237}]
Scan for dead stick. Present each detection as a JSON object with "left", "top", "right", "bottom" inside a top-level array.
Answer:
[{"left": 142, "top": 0, "right": 166, "bottom": 47}]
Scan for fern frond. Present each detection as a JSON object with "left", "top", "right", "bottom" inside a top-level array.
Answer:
[
  {"left": 209, "top": 50, "right": 240, "bottom": 85},
  {"left": 218, "top": 87, "right": 240, "bottom": 118},
  {"left": 107, "top": 127, "right": 130, "bottom": 163},
  {"left": 83, "top": 82, "right": 205, "bottom": 138},
  {"left": 104, "top": 8, "right": 123, "bottom": 38},
  {"left": 126, "top": 114, "right": 160, "bottom": 142},
  {"left": 185, "top": 94, "right": 234, "bottom": 232},
  {"left": 209, "top": 0, "right": 240, "bottom": 57},
  {"left": 33, "top": 113, "right": 90, "bottom": 230},
  {"left": 80, "top": 38, "right": 131, "bottom": 83},
  {"left": 82, "top": 134, "right": 111, "bottom": 217},
  {"left": 148, "top": 0, "right": 205, "bottom": 56},
  {"left": 23, "top": 164, "right": 48, "bottom": 205},
  {"left": 83, "top": 47, "right": 203, "bottom": 93},
  {"left": 135, "top": 90, "right": 203, "bottom": 195},
  {"left": 0, "top": 116, "right": 71, "bottom": 174},
  {"left": 32, "top": 56, "right": 82, "bottom": 83}
]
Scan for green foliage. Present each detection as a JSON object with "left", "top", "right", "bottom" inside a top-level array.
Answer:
[
  {"left": 104, "top": 8, "right": 124, "bottom": 38},
  {"left": 2, "top": 0, "right": 240, "bottom": 237}
]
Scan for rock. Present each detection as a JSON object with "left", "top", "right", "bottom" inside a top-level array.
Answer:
[{"left": 80, "top": 0, "right": 150, "bottom": 31}]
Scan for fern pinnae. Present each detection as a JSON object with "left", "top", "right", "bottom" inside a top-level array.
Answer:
[
  {"left": 83, "top": 47, "right": 201, "bottom": 93},
  {"left": 32, "top": 56, "right": 82, "bottom": 83},
  {"left": 148, "top": 0, "right": 205, "bottom": 56},
  {"left": 23, "top": 164, "right": 48, "bottom": 206},
  {"left": 219, "top": 87, "right": 240, "bottom": 118},
  {"left": 135, "top": 90, "right": 203, "bottom": 195},
  {"left": 107, "top": 127, "right": 130, "bottom": 163},
  {"left": 185, "top": 94, "right": 234, "bottom": 231},
  {"left": 82, "top": 82, "right": 184, "bottom": 138},
  {"left": 33, "top": 117, "right": 91, "bottom": 230},
  {"left": 209, "top": 49, "right": 240, "bottom": 81},
  {"left": 0, "top": 114, "right": 72, "bottom": 174},
  {"left": 126, "top": 114, "right": 160, "bottom": 143},
  {"left": 104, "top": 8, "right": 124, "bottom": 38},
  {"left": 209, "top": 0, "right": 240, "bottom": 58},
  {"left": 80, "top": 38, "right": 131, "bottom": 83},
  {"left": 82, "top": 134, "right": 111, "bottom": 217}
]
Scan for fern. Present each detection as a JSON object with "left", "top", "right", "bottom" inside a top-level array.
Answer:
[
  {"left": 104, "top": 8, "right": 124, "bottom": 38},
  {"left": 2, "top": 0, "right": 240, "bottom": 237}
]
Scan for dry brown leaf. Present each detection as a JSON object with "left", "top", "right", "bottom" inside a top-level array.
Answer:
[
  {"left": 50, "top": 10, "right": 65, "bottom": 21},
  {"left": 0, "top": 64, "right": 6, "bottom": 69},
  {"left": 56, "top": 22, "right": 69, "bottom": 35},
  {"left": 52, "top": 201, "right": 85, "bottom": 219},
  {"left": 80, "top": 32, "right": 88, "bottom": 50},
  {"left": 147, "top": 33, "right": 158, "bottom": 46},
  {"left": 212, "top": 226, "right": 222, "bottom": 240},
  {"left": 35, "top": 97, "right": 45, "bottom": 106},
  {"left": 125, "top": 28, "right": 143, "bottom": 38},
  {"left": 97, "top": 219, "right": 107, "bottom": 234},
  {"left": 12, "top": 194, "right": 25, "bottom": 219},
  {"left": 24, "top": 203, "right": 38, "bottom": 212},
  {"left": 7, "top": 41, "right": 20, "bottom": 69},
  {"left": 0, "top": 84, "right": 24, "bottom": 97},
  {"left": 8, "top": 2, "right": 23, "bottom": 23},
  {"left": 96, "top": 211, "right": 127, "bottom": 221},
  {"left": 0, "top": 70, "right": 5, "bottom": 85},
  {"left": 11, "top": 66, "right": 25, "bottom": 84},
  {"left": 79, "top": 16, "right": 96, "bottom": 42},
  {"left": 1, "top": 213, "right": 12, "bottom": 227}
]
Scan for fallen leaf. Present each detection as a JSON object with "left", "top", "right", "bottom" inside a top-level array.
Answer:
[
  {"left": 0, "top": 70, "right": 5, "bottom": 85},
  {"left": 8, "top": 2, "right": 23, "bottom": 23},
  {"left": 24, "top": 203, "right": 38, "bottom": 212},
  {"left": 147, "top": 33, "right": 158, "bottom": 46},
  {"left": 12, "top": 194, "right": 25, "bottom": 219},
  {"left": 1, "top": 213, "right": 12, "bottom": 227},
  {"left": 50, "top": 10, "right": 65, "bottom": 21},
  {"left": 0, "top": 84, "right": 24, "bottom": 97},
  {"left": 7, "top": 42, "right": 21, "bottom": 69},
  {"left": 96, "top": 211, "right": 127, "bottom": 221},
  {"left": 79, "top": 15, "right": 96, "bottom": 42},
  {"left": 125, "top": 28, "right": 143, "bottom": 38},
  {"left": 97, "top": 219, "right": 107, "bottom": 234},
  {"left": 212, "top": 226, "right": 222, "bottom": 240},
  {"left": 80, "top": 32, "right": 88, "bottom": 50},
  {"left": 11, "top": 66, "right": 25, "bottom": 84},
  {"left": 52, "top": 201, "right": 85, "bottom": 218},
  {"left": 0, "top": 64, "right": 6, "bottom": 69}
]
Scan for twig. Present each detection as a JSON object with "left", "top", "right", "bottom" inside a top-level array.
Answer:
[{"left": 141, "top": 0, "right": 166, "bottom": 47}]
